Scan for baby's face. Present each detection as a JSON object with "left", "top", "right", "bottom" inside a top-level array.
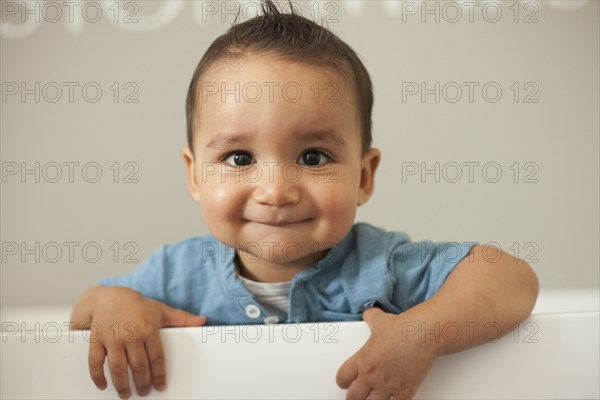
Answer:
[{"left": 184, "top": 54, "right": 379, "bottom": 273}]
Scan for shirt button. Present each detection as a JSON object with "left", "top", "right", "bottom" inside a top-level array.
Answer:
[
  {"left": 263, "top": 316, "right": 279, "bottom": 324},
  {"left": 245, "top": 304, "right": 261, "bottom": 319}
]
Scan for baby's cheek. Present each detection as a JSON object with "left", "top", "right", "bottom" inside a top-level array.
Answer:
[
  {"left": 211, "top": 185, "right": 230, "bottom": 205},
  {"left": 197, "top": 180, "right": 226, "bottom": 219},
  {"left": 316, "top": 182, "right": 357, "bottom": 221}
]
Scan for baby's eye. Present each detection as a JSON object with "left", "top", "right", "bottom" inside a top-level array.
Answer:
[
  {"left": 224, "top": 152, "right": 255, "bottom": 167},
  {"left": 298, "top": 150, "right": 331, "bottom": 166}
]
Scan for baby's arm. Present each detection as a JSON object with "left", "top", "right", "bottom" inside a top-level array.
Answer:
[
  {"left": 336, "top": 245, "right": 539, "bottom": 399},
  {"left": 71, "top": 285, "right": 206, "bottom": 399}
]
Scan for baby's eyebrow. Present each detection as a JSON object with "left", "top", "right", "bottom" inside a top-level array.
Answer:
[
  {"left": 297, "top": 130, "right": 346, "bottom": 147},
  {"left": 206, "top": 133, "right": 252, "bottom": 150},
  {"left": 205, "top": 129, "right": 346, "bottom": 149}
]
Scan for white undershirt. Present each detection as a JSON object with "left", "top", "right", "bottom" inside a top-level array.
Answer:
[{"left": 236, "top": 273, "right": 292, "bottom": 316}]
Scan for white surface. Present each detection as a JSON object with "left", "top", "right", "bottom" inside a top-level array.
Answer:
[
  {"left": 531, "top": 286, "right": 599, "bottom": 314},
  {"left": 1, "top": 288, "right": 599, "bottom": 399}
]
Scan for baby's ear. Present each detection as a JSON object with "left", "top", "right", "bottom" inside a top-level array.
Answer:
[
  {"left": 357, "top": 148, "right": 381, "bottom": 206},
  {"left": 182, "top": 147, "right": 200, "bottom": 203}
]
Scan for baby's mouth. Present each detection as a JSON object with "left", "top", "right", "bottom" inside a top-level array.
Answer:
[{"left": 245, "top": 218, "right": 311, "bottom": 227}]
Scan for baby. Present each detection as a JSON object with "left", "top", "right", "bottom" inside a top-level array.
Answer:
[{"left": 71, "top": 1, "right": 539, "bottom": 399}]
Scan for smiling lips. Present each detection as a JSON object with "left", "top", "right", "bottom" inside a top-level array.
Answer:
[{"left": 247, "top": 218, "right": 310, "bottom": 227}]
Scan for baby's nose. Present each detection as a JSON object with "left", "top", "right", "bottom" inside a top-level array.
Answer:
[{"left": 252, "top": 164, "right": 301, "bottom": 207}]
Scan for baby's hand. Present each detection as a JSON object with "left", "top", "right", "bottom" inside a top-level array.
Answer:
[
  {"left": 88, "top": 286, "right": 206, "bottom": 399},
  {"left": 336, "top": 308, "right": 438, "bottom": 400}
]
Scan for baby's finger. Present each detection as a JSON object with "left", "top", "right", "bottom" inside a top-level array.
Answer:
[
  {"left": 345, "top": 377, "right": 371, "bottom": 400},
  {"left": 336, "top": 352, "right": 359, "bottom": 389},
  {"left": 367, "top": 389, "right": 393, "bottom": 400},
  {"left": 106, "top": 345, "right": 132, "bottom": 399},
  {"left": 145, "top": 332, "right": 167, "bottom": 391},
  {"left": 125, "top": 342, "right": 152, "bottom": 396},
  {"left": 88, "top": 340, "right": 107, "bottom": 390}
]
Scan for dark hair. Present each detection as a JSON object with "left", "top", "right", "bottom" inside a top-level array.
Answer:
[{"left": 185, "top": 0, "right": 373, "bottom": 155}]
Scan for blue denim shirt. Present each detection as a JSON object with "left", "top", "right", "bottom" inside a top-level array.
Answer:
[{"left": 99, "top": 223, "right": 476, "bottom": 325}]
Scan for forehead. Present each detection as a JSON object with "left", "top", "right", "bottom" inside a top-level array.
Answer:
[{"left": 193, "top": 54, "right": 361, "bottom": 148}]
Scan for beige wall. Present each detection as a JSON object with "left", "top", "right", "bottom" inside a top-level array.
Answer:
[{"left": 1, "top": 0, "right": 598, "bottom": 305}]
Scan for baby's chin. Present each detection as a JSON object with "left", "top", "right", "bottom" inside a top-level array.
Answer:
[
  {"left": 219, "top": 233, "right": 333, "bottom": 262},
  {"left": 235, "top": 243, "right": 332, "bottom": 268},
  {"left": 210, "top": 220, "right": 351, "bottom": 258}
]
